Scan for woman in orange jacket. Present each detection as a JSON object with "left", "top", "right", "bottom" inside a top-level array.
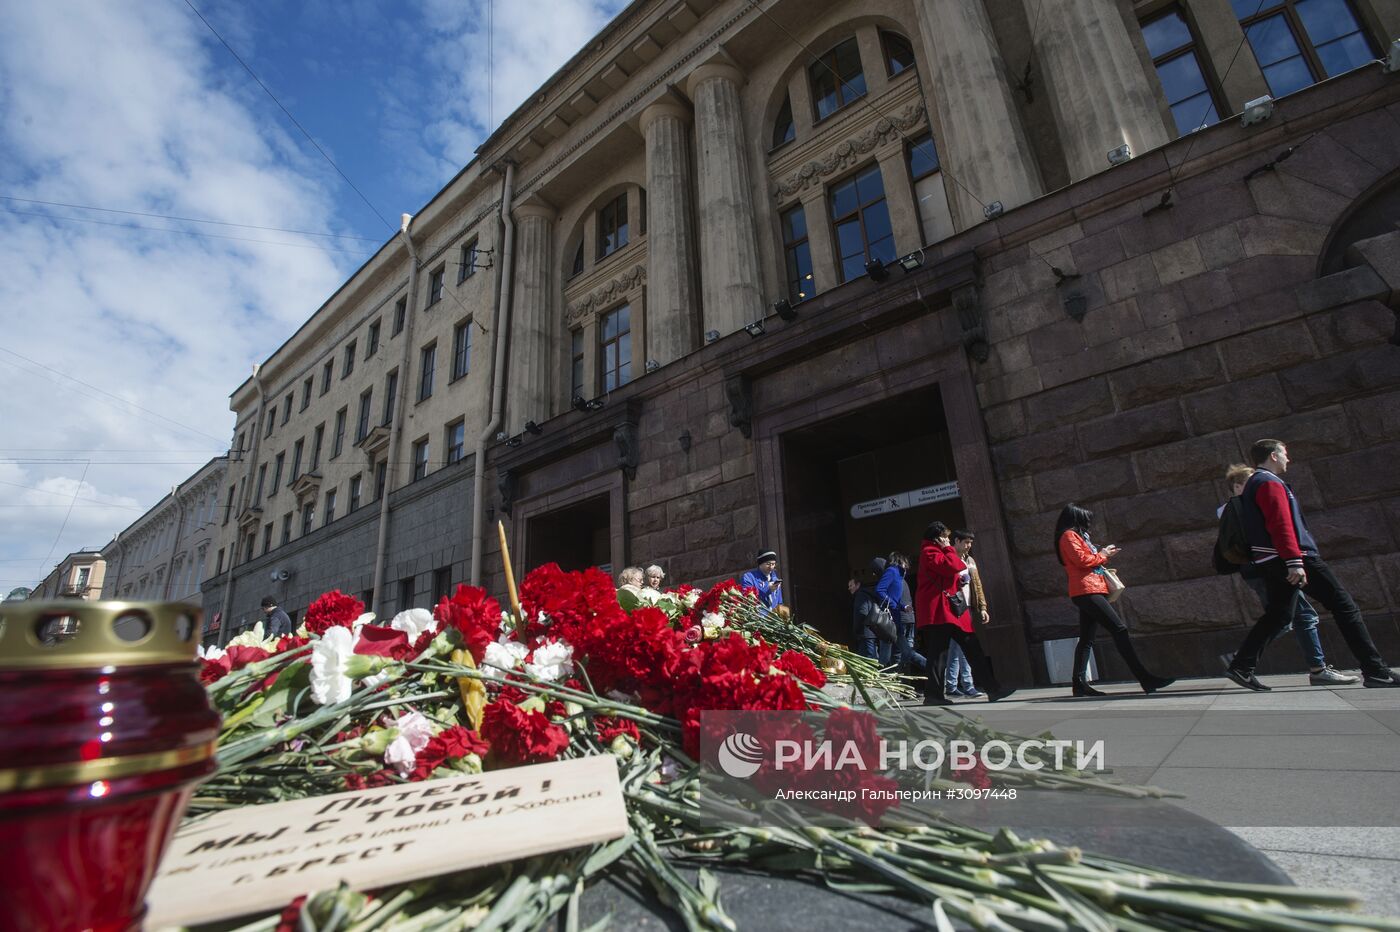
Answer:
[
  {"left": 917, "top": 521, "right": 1014, "bottom": 705},
  {"left": 1055, "top": 503, "right": 1174, "bottom": 697}
]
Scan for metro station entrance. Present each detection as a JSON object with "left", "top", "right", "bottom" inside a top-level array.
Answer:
[
  {"left": 779, "top": 384, "right": 966, "bottom": 644},
  {"left": 525, "top": 495, "right": 613, "bottom": 575}
]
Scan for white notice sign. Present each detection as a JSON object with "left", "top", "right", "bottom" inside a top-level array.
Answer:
[
  {"left": 850, "top": 481, "right": 960, "bottom": 519},
  {"left": 146, "top": 754, "right": 629, "bottom": 928}
]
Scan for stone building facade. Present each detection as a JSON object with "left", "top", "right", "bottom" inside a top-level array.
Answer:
[
  {"left": 206, "top": 0, "right": 1400, "bottom": 681},
  {"left": 33, "top": 549, "right": 106, "bottom": 601}
]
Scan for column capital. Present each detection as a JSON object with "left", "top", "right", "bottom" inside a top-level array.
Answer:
[
  {"left": 512, "top": 197, "right": 556, "bottom": 222},
  {"left": 639, "top": 98, "right": 691, "bottom": 136},
  {"left": 685, "top": 59, "right": 745, "bottom": 97}
]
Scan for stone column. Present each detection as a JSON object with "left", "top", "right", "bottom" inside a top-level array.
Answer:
[
  {"left": 641, "top": 100, "right": 699, "bottom": 366},
  {"left": 508, "top": 200, "right": 555, "bottom": 434},
  {"left": 913, "top": 0, "right": 1042, "bottom": 225},
  {"left": 688, "top": 61, "right": 764, "bottom": 337},
  {"left": 1029, "top": 0, "right": 1171, "bottom": 182}
]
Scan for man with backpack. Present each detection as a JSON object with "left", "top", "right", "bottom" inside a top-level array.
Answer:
[
  {"left": 1222, "top": 440, "right": 1399, "bottom": 691},
  {"left": 1219, "top": 465, "right": 1357, "bottom": 686}
]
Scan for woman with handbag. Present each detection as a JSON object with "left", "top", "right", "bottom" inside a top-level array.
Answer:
[
  {"left": 916, "top": 522, "right": 1014, "bottom": 705},
  {"left": 1055, "top": 503, "right": 1174, "bottom": 697},
  {"left": 852, "top": 558, "right": 897, "bottom": 665}
]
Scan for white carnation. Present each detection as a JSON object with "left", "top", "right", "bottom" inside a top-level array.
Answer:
[
  {"left": 310, "top": 626, "right": 356, "bottom": 705},
  {"left": 197, "top": 644, "right": 225, "bottom": 660},
  {"left": 700, "top": 611, "right": 726, "bottom": 631},
  {"left": 525, "top": 640, "right": 575, "bottom": 682},
  {"left": 484, "top": 635, "right": 528, "bottom": 671},
  {"left": 390, "top": 607, "right": 439, "bottom": 641}
]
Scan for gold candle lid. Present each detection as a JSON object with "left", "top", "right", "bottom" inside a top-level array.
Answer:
[{"left": 0, "top": 600, "right": 202, "bottom": 671}]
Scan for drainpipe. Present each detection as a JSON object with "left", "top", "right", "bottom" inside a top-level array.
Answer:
[
  {"left": 471, "top": 161, "right": 516, "bottom": 585},
  {"left": 370, "top": 213, "right": 423, "bottom": 616},
  {"left": 217, "top": 364, "right": 266, "bottom": 646},
  {"left": 161, "top": 484, "right": 188, "bottom": 601}
]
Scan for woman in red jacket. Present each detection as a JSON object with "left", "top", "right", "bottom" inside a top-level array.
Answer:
[
  {"left": 917, "top": 521, "right": 1014, "bottom": 705},
  {"left": 1056, "top": 503, "right": 1174, "bottom": 697}
]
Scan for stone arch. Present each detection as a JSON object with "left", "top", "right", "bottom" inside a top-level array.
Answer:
[
  {"left": 1318, "top": 167, "right": 1400, "bottom": 277},
  {"left": 560, "top": 180, "right": 647, "bottom": 283}
]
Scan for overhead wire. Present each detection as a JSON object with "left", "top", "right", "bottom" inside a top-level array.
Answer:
[{"left": 0, "top": 195, "right": 383, "bottom": 242}]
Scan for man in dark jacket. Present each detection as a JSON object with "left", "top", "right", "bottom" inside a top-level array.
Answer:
[
  {"left": 1225, "top": 439, "right": 1399, "bottom": 691},
  {"left": 853, "top": 559, "right": 892, "bottom": 664},
  {"left": 883, "top": 552, "right": 927, "bottom": 675},
  {"left": 261, "top": 596, "right": 293, "bottom": 639}
]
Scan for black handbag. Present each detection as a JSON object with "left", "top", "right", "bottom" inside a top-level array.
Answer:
[
  {"left": 868, "top": 604, "right": 898, "bottom": 643},
  {"left": 947, "top": 590, "right": 969, "bottom": 617}
]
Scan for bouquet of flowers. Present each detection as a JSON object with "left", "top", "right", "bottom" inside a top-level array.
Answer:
[{"left": 186, "top": 565, "right": 1393, "bottom": 931}]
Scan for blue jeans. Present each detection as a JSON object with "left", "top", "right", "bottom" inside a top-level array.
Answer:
[
  {"left": 897, "top": 619, "right": 927, "bottom": 673},
  {"left": 858, "top": 634, "right": 893, "bottom": 666},
  {"left": 1245, "top": 576, "right": 1325, "bottom": 669},
  {"left": 945, "top": 640, "right": 975, "bottom": 693}
]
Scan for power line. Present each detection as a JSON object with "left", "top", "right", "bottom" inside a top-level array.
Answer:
[
  {"left": 0, "top": 347, "right": 229, "bottom": 445},
  {"left": 0, "top": 477, "right": 146, "bottom": 510},
  {"left": 0, "top": 195, "right": 383, "bottom": 242},
  {"left": 181, "top": 0, "right": 395, "bottom": 232},
  {"left": 37, "top": 460, "right": 90, "bottom": 575},
  {"left": 1, "top": 206, "right": 374, "bottom": 257}
]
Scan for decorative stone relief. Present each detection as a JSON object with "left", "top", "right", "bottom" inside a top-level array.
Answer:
[
  {"left": 614, "top": 422, "right": 640, "bottom": 480},
  {"left": 565, "top": 264, "right": 646, "bottom": 326},
  {"left": 772, "top": 102, "right": 927, "bottom": 198},
  {"left": 497, "top": 468, "right": 517, "bottom": 516},
  {"left": 725, "top": 374, "right": 753, "bottom": 439},
  {"left": 952, "top": 283, "right": 990, "bottom": 363}
]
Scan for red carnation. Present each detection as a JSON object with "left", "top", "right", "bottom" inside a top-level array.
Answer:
[
  {"left": 410, "top": 725, "right": 490, "bottom": 781},
  {"left": 225, "top": 645, "right": 271, "bottom": 669},
  {"left": 774, "top": 650, "right": 827, "bottom": 688},
  {"left": 274, "top": 635, "right": 309, "bottom": 654},
  {"left": 353, "top": 624, "right": 412, "bottom": 660},
  {"left": 199, "top": 654, "right": 232, "bottom": 684},
  {"left": 275, "top": 895, "right": 307, "bottom": 932},
  {"left": 594, "top": 715, "right": 640, "bottom": 745},
  {"left": 481, "top": 700, "right": 570, "bottom": 766},
  {"left": 434, "top": 584, "right": 502, "bottom": 663},
  {"left": 303, "top": 590, "right": 365, "bottom": 635}
]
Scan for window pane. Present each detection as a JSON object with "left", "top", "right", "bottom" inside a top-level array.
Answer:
[
  {"left": 788, "top": 242, "right": 814, "bottom": 300},
  {"left": 811, "top": 65, "right": 838, "bottom": 120},
  {"left": 908, "top": 135, "right": 940, "bottom": 178},
  {"left": 618, "top": 361, "right": 630, "bottom": 385},
  {"left": 855, "top": 165, "right": 885, "bottom": 207},
  {"left": 1262, "top": 55, "right": 1314, "bottom": 96},
  {"left": 1246, "top": 15, "right": 1304, "bottom": 66},
  {"left": 617, "top": 304, "right": 630, "bottom": 332},
  {"left": 1142, "top": 10, "right": 1192, "bottom": 57},
  {"left": 834, "top": 38, "right": 865, "bottom": 95},
  {"left": 1156, "top": 52, "right": 1210, "bottom": 104},
  {"left": 1295, "top": 0, "right": 1363, "bottom": 45},
  {"left": 1315, "top": 32, "right": 1373, "bottom": 77},
  {"left": 1231, "top": 0, "right": 1279, "bottom": 18},
  {"left": 883, "top": 32, "right": 915, "bottom": 75},
  {"left": 615, "top": 194, "right": 629, "bottom": 250},
  {"left": 602, "top": 312, "right": 617, "bottom": 340},
  {"left": 835, "top": 220, "right": 865, "bottom": 261},
  {"left": 862, "top": 201, "right": 893, "bottom": 250},
  {"left": 783, "top": 205, "right": 807, "bottom": 242},
  {"left": 773, "top": 96, "right": 795, "bottom": 148},
  {"left": 618, "top": 333, "right": 631, "bottom": 368},
  {"left": 841, "top": 253, "right": 867, "bottom": 283},
  {"left": 1170, "top": 93, "right": 1220, "bottom": 134},
  {"left": 831, "top": 178, "right": 858, "bottom": 218}
]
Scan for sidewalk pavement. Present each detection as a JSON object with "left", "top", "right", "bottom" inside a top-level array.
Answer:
[{"left": 962, "top": 673, "right": 1400, "bottom": 917}]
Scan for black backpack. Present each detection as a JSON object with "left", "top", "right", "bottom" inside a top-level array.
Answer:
[{"left": 1213, "top": 496, "right": 1251, "bottom": 574}]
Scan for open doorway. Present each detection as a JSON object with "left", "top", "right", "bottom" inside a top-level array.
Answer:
[
  {"left": 526, "top": 495, "right": 613, "bottom": 575},
  {"left": 780, "top": 384, "right": 966, "bottom": 644}
]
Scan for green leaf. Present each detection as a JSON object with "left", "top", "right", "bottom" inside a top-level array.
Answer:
[{"left": 249, "top": 660, "right": 312, "bottom": 729}]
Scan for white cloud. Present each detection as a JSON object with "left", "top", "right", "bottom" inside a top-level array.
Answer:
[{"left": 0, "top": 0, "right": 365, "bottom": 588}]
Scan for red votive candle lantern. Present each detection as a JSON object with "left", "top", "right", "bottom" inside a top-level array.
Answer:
[{"left": 0, "top": 601, "right": 221, "bottom": 932}]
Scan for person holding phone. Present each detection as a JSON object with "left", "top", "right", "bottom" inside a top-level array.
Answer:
[
  {"left": 916, "top": 521, "right": 1013, "bottom": 705},
  {"left": 1055, "top": 503, "right": 1173, "bottom": 697},
  {"left": 740, "top": 550, "right": 784, "bottom": 610}
]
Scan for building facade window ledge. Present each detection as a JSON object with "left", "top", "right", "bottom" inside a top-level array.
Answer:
[
  {"left": 766, "top": 72, "right": 925, "bottom": 184},
  {"left": 770, "top": 98, "right": 928, "bottom": 203},
  {"left": 356, "top": 425, "right": 392, "bottom": 463},
  {"left": 564, "top": 260, "right": 648, "bottom": 329}
]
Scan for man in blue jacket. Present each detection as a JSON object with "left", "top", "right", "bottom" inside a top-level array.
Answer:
[{"left": 740, "top": 550, "right": 783, "bottom": 610}]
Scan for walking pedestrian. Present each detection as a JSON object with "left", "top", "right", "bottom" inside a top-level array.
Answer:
[
  {"left": 1221, "top": 464, "right": 1357, "bottom": 685},
  {"left": 885, "top": 552, "right": 928, "bottom": 676},
  {"left": 916, "top": 522, "right": 1014, "bottom": 705},
  {"left": 1225, "top": 440, "right": 1399, "bottom": 691},
  {"left": 1055, "top": 504, "right": 1174, "bottom": 696},
  {"left": 945, "top": 531, "right": 989, "bottom": 698},
  {"left": 740, "top": 550, "right": 784, "bottom": 610},
  {"left": 261, "top": 596, "right": 293, "bottom": 639},
  {"left": 852, "top": 559, "right": 894, "bottom": 665}
]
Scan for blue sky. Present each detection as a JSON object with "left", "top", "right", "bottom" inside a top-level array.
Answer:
[{"left": 0, "top": 0, "right": 627, "bottom": 592}]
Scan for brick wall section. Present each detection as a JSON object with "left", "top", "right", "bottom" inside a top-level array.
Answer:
[{"left": 974, "top": 95, "right": 1400, "bottom": 679}]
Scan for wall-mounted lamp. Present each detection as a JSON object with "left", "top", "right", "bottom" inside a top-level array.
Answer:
[
  {"left": 772, "top": 298, "right": 798, "bottom": 322},
  {"left": 495, "top": 430, "right": 509, "bottom": 442},
  {"left": 645, "top": 359, "right": 661, "bottom": 373},
  {"left": 504, "top": 435, "right": 523, "bottom": 448},
  {"left": 572, "top": 394, "right": 606, "bottom": 412},
  {"left": 1107, "top": 144, "right": 1133, "bottom": 166},
  {"left": 1387, "top": 38, "right": 1400, "bottom": 73},
  {"left": 897, "top": 250, "right": 925, "bottom": 273},
  {"left": 705, "top": 329, "right": 721, "bottom": 344},
  {"left": 1240, "top": 95, "right": 1275, "bottom": 126},
  {"left": 983, "top": 201, "right": 1004, "bottom": 220},
  {"left": 524, "top": 420, "right": 543, "bottom": 436},
  {"left": 743, "top": 321, "right": 766, "bottom": 338},
  {"left": 865, "top": 258, "right": 889, "bottom": 282}
]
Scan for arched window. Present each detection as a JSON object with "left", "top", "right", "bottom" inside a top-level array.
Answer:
[
  {"left": 772, "top": 95, "right": 795, "bottom": 149},
  {"left": 570, "top": 240, "right": 585, "bottom": 278},
  {"left": 881, "top": 31, "right": 915, "bottom": 77},
  {"left": 809, "top": 37, "right": 866, "bottom": 121}
]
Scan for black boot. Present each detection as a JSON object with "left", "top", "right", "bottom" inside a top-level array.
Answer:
[
  {"left": 1113, "top": 631, "right": 1174, "bottom": 694},
  {"left": 1072, "top": 676, "right": 1106, "bottom": 697}
]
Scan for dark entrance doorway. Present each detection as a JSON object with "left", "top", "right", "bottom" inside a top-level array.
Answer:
[
  {"left": 526, "top": 495, "right": 613, "bottom": 574},
  {"left": 780, "top": 384, "right": 966, "bottom": 645}
]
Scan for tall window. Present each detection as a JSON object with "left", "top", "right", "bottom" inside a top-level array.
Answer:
[
  {"left": 458, "top": 240, "right": 478, "bottom": 283},
  {"left": 881, "top": 31, "right": 916, "bottom": 77},
  {"left": 291, "top": 438, "right": 304, "bottom": 481},
  {"left": 1142, "top": 8, "right": 1223, "bottom": 134},
  {"left": 342, "top": 340, "right": 356, "bottom": 378},
  {"left": 349, "top": 474, "right": 362, "bottom": 512},
  {"left": 452, "top": 320, "right": 472, "bottom": 381},
  {"left": 223, "top": 485, "right": 235, "bottom": 525},
  {"left": 412, "top": 438, "right": 430, "bottom": 481},
  {"left": 418, "top": 344, "right": 436, "bottom": 402},
  {"left": 310, "top": 423, "right": 324, "bottom": 472},
  {"left": 254, "top": 463, "right": 267, "bottom": 505},
  {"left": 356, "top": 389, "right": 372, "bottom": 442},
  {"left": 367, "top": 319, "right": 381, "bottom": 357},
  {"left": 907, "top": 133, "right": 954, "bottom": 245},
  {"left": 809, "top": 37, "right": 866, "bottom": 121},
  {"left": 375, "top": 460, "right": 387, "bottom": 500},
  {"left": 301, "top": 501, "right": 315, "bottom": 536},
  {"left": 781, "top": 205, "right": 815, "bottom": 303},
  {"left": 324, "top": 489, "right": 337, "bottom": 525},
  {"left": 244, "top": 533, "right": 255, "bottom": 564},
  {"left": 427, "top": 266, "right": 445, "bottom": 307},
  {"left": 383, "top": 370, "right": 399, "bottom": 425},
  {"left": 446, "top": 420, "right": 465, "bottom": 464},
  {"left": 772, "top": 95, "right": 795, "bottom": 149},
  {"left": 570, "top": 329, "right": 585, "bottom": 400},
  {"left": 599, "top": 305, "right": 631, "bottom": 392},
  {"left": 433, "top": 566, "right": 453, "bottom": 602},
  {"left": 281, "top": 512, "right": 292, "bottom": 545},
  {"left": 301, "top": 377, "right": 312, "bottom": 410},
  {"left": 332, "top": 408, "right": 346, "bottom": 458},
  {"left": 265, "top": 410, "right": 275, "bottom": 437},
  {"left": 393, "top": 296, "right": 407, "bottom": 335},
  {"left": 398, "top": 577, "right": 415, "bottom": 612},
  {"left": 216, "top": 548, "right": 225, "bottom": 574},
  {"left": 282, "top": 393, "right": 293, "bottom": 425},
  {"left": 830, "top": 164, "right": 895, "bottom": 282},
  {"left": 596, "top": 193, "right": 629, "bottom": 261},
  {"left": 271, "top": 452, "right": 284, "bottom": 494},
  {"left": 262, "top": 523, "right": 273, "bottom": 555},
  {"left": 321, "top": 360, "right": 333, "bottom": 395},
  {"left": 1234, "top": 0, "right": 1376, "bottom": 98},
  {"left": 570, "top": 241, "right": 585, "bottom": 278}
]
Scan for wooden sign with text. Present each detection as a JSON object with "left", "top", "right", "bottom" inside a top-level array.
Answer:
[{"left": 146, "top": 755, "right": 628, "bottom": 928}]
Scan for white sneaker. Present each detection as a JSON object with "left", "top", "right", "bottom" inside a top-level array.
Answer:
[{"left": 1309, "top": 666, "right": 1360, "bottom": 685}]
